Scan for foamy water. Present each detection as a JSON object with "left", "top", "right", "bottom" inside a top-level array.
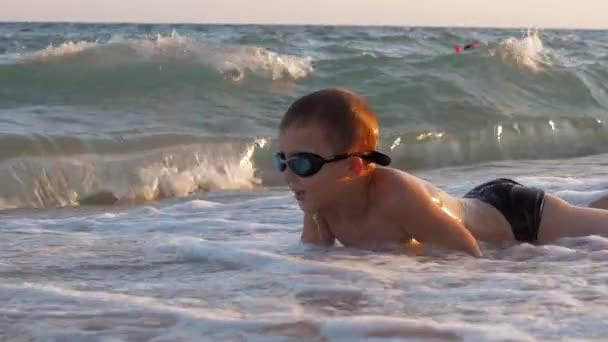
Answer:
[
  {"left": 2, "top": 156, "right": 608, "bottom": 341},
  {"left": 489, "top": 28, "right": 549, "bottom": 72}
]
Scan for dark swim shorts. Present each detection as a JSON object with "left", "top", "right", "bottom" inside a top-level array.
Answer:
[{"left": 463, "top": 178, "right": 546, "bottom": 243}]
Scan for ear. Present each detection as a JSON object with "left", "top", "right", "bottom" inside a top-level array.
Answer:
[{"left": 348, "top": 156, "right": 365, "bottom": 176}]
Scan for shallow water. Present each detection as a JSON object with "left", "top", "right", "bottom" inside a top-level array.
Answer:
[{"left": 1, "top": 157, "right": 607, "bottom": 341}]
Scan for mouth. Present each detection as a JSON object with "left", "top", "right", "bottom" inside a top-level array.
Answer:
[{"left": 293, "top": 190, "right": 305, "bottom": 201}]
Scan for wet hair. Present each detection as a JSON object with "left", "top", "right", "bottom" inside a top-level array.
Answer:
[{"left": 279, "top": 88, "right": 379, "bottom": 153}]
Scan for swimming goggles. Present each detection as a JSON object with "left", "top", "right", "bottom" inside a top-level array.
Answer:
[{"left": 273, "top": 150, "right": 391, "bottom": 177}]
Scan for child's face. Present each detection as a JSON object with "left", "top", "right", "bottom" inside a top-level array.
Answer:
[{"left": 278, "top": 123, "right": 350, "bottom": 213}]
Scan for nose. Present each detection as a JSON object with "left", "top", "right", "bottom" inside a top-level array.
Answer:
[{"left": 284, "top": 167, "right": 300, "bottom": 185}]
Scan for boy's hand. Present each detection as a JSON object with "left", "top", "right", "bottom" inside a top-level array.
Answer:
[{"left": 301, "top": 212, "right": 335, "bottom": 246}]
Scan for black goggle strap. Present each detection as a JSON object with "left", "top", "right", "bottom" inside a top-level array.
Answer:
[{"left": 337, "top": 151, "right": 392, "bottom": 166}]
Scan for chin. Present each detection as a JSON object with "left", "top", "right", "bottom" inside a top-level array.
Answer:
[
  {"left": 297, "top": 200, "right": 318, "bottom": 214},
  {"left": 297, "top": 202, "right": 314, "bottom": 213}
]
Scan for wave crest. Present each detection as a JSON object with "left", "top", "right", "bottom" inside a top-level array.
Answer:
[{"left": 16, "top": 31, "right": 313, "bottom": 81}]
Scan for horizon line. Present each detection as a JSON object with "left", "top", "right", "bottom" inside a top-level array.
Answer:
[{"left": 0, "top": 19, "right": 606, "bottom": 31}]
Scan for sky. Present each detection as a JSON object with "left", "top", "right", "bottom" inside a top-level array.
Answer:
[{"left": 2, "top": 0, "right": 607, "bottom": 29}]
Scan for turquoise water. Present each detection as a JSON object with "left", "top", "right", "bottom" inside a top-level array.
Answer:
[{"left": 1, "top": 23, "right": 607, "bottom": 208}]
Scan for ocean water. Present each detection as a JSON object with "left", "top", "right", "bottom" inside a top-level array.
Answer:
[{"left": 1, "top": 22, "right": 607, "bottom": 341}]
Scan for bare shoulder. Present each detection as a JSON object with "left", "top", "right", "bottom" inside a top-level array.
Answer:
[
  {"left": 369, "top": 167, "right": 457, "bottom": 220},
  {"left": 370, "top": 167, "right": 431, "bottom": 204}
]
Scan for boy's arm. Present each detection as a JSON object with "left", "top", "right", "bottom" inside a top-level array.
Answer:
[
  {"left": 301, "top": 213, "right": 335, "bottom": 246},
  {"left": 589, "top": 195, "right": 608, "bottom": 210},
  {"left": 385, "top": 175, "right": 482, "bottom": 257}
]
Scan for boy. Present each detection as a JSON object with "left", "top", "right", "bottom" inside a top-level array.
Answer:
[{"left": 274, "top": 88, "right": 608, "bottom": 257}]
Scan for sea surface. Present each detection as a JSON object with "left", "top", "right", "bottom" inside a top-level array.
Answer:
[{"left": 1, "top": 22, "right": 607, "bottom": 341}]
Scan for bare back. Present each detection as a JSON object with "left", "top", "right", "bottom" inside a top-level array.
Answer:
[
  {"left": 386, "top": 170, "right": 515, "bottom": 245},
  {"left": 415, "top": 176, "right": 515, "bottom": 243},
  {"left": 302, "top": 167, "right": 506, "bottom": 255}
]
